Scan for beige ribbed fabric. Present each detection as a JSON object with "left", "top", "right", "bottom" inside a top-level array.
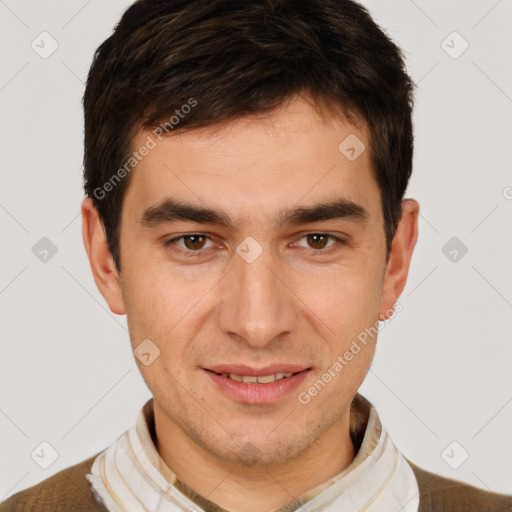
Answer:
[{"left": 85, "top": 396, "right": 420, "bottom": 512}]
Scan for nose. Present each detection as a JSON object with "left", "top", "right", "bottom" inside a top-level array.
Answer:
[{"left": 216, "top": 244, "right": 298, "bottom": 349}]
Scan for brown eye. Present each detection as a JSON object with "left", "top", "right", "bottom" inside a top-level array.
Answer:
[
  {"left": 293, "top": 233, "right": 343, "bottom": 252},
  {"left": 306, "top": 234, "right": 330, "bottom": 249},
  {"left": 182, "top": 235, "right": 207, "bottom": 250},
  {"left": 164, "top": 233, "right": 215, "bottom": 255}
]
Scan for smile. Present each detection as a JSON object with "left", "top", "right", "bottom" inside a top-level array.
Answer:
[
  {"left": 214, "top": 371, "right": 296, "bottom": 384},
  {"left": 204, "top": 366, "right": 310, "bottom": 405}
]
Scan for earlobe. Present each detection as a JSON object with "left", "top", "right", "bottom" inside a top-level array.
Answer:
[
  {"left": 379, "top": 199, "right": 419, "bottom": 317},
  {"left": 81, "top": 198, "right": 126, "bottom": 315}
]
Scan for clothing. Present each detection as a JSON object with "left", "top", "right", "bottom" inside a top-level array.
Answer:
[
  {"left": 2, "top": 395, "right": 511, "bottom": 512},
  {"left": 84, "top": 395, "right": 419, "bottom": 511}
]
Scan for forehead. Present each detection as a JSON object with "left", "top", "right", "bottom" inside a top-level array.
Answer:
[{"left": 123, "top": 97, "right": 380, "bottom": 224}]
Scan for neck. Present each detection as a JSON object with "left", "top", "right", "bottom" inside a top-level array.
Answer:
[{"left": 153, "top": 405, "right": 355, "bottom": 512}]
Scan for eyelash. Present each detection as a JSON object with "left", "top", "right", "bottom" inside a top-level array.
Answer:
[{"left": 163, "top": 233, "right": 346, "bottom": 258}]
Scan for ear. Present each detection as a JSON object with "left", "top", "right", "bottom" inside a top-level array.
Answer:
[
  {"left": 379, "top": 199, "right": 419, "bottom": 317},
  {"left": 81, "top": 197, "right": 125, "bottom": 315}
]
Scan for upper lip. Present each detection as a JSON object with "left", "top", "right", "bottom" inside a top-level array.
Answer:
[{"left": 205, "top": 364, "right": 310, "bottom": 376}]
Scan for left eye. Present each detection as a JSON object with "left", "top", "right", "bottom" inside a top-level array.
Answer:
[
  {"left": 167, "top": 234, "right": 215, "bottom": 251},
  {"left": 295, "top": 234, "right": 338, "bottom": 250}
]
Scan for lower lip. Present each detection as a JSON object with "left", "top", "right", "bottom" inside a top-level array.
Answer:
[{"left": 205, "top": 369, "right": 309, "bottom": 405}]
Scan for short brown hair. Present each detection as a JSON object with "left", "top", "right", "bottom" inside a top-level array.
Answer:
[{"left": 83, "top": 0, "right": 415, "bottom": 270}]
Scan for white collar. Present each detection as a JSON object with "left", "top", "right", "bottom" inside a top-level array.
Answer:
[{"left": 86, "top": 396, "right": 419, "bottom": 512}]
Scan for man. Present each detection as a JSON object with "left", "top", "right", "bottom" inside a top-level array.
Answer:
[{"left": 2, "top": 0, "right": 511, "bottom": 511}]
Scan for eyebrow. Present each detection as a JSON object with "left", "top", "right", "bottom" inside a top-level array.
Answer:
[{"left": 139, "top": 197, "right": 368, "bottom": 230}]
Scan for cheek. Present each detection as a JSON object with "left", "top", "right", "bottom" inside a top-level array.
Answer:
[
  {"left": 293, "top": 264, "right": 383, "bottom": 382},
  {"left": 122, "top": 273, "right": 200, "bottom": 390},
  {"left": 296, "top": 260, "right": 382, "bottom": 327},
  {"left": 121, "top": 259, "right": 220, "bottom": 348}
]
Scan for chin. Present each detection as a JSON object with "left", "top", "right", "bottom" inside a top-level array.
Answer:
[{"left": 196, "top": 421, "right": 326, "bottom": 468}]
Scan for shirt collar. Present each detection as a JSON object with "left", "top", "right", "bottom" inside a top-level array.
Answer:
[{"left": 87, "top": 394, "right": 419, "bottom": 512}]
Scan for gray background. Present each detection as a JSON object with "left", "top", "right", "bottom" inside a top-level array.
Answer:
[{"left": 1, "top": 0, "right": 511, "bottom": 501}]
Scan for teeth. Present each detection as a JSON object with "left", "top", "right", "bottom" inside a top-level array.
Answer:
[
  {"left": 257, "top": 374, "right": 276, "bottom": 384},
  {"left": 220, "top": 372, "right": 296, "bottom": 383}
]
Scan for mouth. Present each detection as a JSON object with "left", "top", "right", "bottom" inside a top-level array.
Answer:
[
  {"left": 208, "top": 370, "right": 298, "bottom": 384},
  {"left": 203, "top": 365, "right": 310, "bottom": 405}
]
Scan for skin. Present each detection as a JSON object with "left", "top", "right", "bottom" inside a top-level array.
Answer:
[{"left": 82, "top": 95, "right": 418, "bottom": 512}]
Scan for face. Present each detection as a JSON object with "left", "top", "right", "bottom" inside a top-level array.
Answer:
[{"left": 84, "top": 96, "right": 416, "bottom": 467}]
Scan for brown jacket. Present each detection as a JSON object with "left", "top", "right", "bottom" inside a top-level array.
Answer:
[{"left": 1, "top": 452, "right": 511, "bottom": 512}]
